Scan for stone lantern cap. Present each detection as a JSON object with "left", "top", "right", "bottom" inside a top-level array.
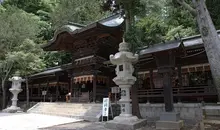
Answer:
[
  {"left": 9, "top": 71, "right": 25, "bottom": 82},
  {"left": 110, "top": 39, "right": 138, "bottom": 65}
]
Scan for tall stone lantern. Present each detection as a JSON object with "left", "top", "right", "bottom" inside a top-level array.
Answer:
[
  {"left": 105, "top": 39, "right": 147, "bottom": 130},
  {"left": 3, "top": 72, "right": 24, "bottom": 113}
]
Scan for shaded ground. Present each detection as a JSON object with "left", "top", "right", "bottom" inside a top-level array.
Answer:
[
  {"left": 40, "top": 121, "right": 156, "bottom": 130},
  {"left": 40, "top": 120, "right": 197, "bottom": 130}
]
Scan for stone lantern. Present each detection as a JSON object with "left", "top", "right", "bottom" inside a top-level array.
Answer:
[
  {"left": 3, "top": 72, "right": 24, "bottom": 113},
  {"left": 105, "top": 39, "right": 147, "bottom": 130}
]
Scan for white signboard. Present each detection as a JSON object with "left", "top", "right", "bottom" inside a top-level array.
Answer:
[
  {"left": 42, "top": 91, "right": 47, "bottom": 96},
  {"left": 102, "top": 98, "right": 109, "bottom": 117}
]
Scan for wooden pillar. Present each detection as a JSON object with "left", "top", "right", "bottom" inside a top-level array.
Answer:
[
  {"left": 30, "top": 83, "right": 33, "bottom": 97},
  {"left": 46, "top": 78, "right": 49, "bottom": 91},
  {"left": 93, "top": 74, "right": 97, "bottom": 102},
  {"left": 155, "top": 51, "right": 176, "bottom": 112},
  {"left": 178, "top": 66, "right": 182, "bottom": 87},
  {"left": 150, "top": 69, "right": 154, "bottom": 89},
  {"left": 70, "top": 77, "right": 73, "bottom": 95},
  {"left": 107, "top": 76, "right": 110, "bottom": 88},
  {"left": 38, "top": 83, "right": 40, "bottom": 96},
  {"left": 162, "top": 71, "right": 174, "bottom": 112},
  {"left": 56, "top": 74, "right": 59, "bottom": 101},
  {"left": 177, "top": 66, "right": 182, "bottom": 103}
]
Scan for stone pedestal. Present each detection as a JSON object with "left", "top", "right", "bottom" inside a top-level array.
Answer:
[
  {"left": 105, "top": 118, "right": 147, "bottom": 130},
  {"left": 3, "top": 72, "right": 24, "bottom": 113},
  {"left": 156, "top": 120, "right": 184, "bottom": 130},
  {"left": 105, "top": 39, "right": 147, "bottom": 130},
  {"left": 156, "top": 112, "right": 183, "bottom": 130}
]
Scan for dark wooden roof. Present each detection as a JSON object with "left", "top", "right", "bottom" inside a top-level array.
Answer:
[
  {"left": 29, "top": 63, "right": 72, "bottom": 79},
  {"left": 138, "top": 30, "right": 220, "bottom": 71},
  {"left": 139, "top": 30, "right": 220, "bottom": 55},
  {"left": 139, "top": 40, "right": 182, "bottom": 55},
  {"left": 42, "top": 13, "right": 124, "bottom": 51}
]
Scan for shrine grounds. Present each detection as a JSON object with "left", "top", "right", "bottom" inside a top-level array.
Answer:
[
  {"left": 0, "top": 112, "right": 200, "bottom": 130},
  {"left": 0, "top": 113, "right": 81, "bottom": 130}
]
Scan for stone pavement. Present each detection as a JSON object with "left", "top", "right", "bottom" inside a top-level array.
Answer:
[
  {"left": 0, "top": 112, "right": 82, "bottom": 130},
  {"left": 40, "top": 120, "right": 200, "bottom": 130}
]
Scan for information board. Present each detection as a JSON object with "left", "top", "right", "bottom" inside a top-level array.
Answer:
[{"left": 42, "top": 91, "right": 47, "bottom": 96}]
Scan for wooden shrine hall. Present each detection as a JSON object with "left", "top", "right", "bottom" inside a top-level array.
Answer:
[
  {"left": 39, "top": 13, "right": 123, "bottom": 103},
  {"left": 137, "top": 32, "right": 219, "bottom": 103},
  {"left": 23, "top": 13, "right": 219, "bottom": 103}
]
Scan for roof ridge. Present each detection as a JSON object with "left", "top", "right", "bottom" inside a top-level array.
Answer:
[{"left": 85, "top": 11, "right": 123, "bottom": 26}]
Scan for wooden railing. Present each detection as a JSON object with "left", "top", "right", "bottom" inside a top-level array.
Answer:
[{"left": 138, "top": 86, "right": 217, "bottom": 98}]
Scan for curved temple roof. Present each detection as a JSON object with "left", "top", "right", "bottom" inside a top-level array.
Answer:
[
  {"left": 42, "top": 13, "right": 124, "bottom": 51},
  {"left": 140, "top": 30, "right": 220, "bottom": 56}
]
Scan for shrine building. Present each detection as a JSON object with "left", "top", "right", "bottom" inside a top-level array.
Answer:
[{"left": 19, "top": 13, "right": 219, "bottom": 103}]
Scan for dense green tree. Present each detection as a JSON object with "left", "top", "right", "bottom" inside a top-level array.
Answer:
[
  {"left": 0, "top": 7, "right": 42, "bottom": 109},
  {"left": 206, "top": 0, "right": 220, "bottom": 29},
  {"left": 14, "top": 39, "right": 45, "bottom": 108},
  {"left": 2, "top": 0, "right": 54, "bottom": 15},
  {"left": 50, "top": 0, "right": 108, "bottom": 29}
]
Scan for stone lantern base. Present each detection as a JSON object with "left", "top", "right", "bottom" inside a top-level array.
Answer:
[
  {"left": 105, "top": 116, "right": 147, "bottom": 130},
  {"left": 2, "top": 106, "right": 22, "bottom": 113}
]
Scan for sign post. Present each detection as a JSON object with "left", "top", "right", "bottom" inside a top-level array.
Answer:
[
  {"left": 42, "top": 91, "right": 47, "bottom": 102},
  {"left": 102, "top": 97, "right": 113, "bottom": 122},
  {"left": 102, "top": 98, "right": 109, "bottom": 121}
]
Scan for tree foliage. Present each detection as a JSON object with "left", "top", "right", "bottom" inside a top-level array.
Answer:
[
  {"left": 0, "top": 6, "right": 44, "bottom": 108},
  {"left": 50, "top": 0, "right": 108, "bottom": 28},
  {"left": 206, "top": 0, "right": 220, "bottom": 29}
]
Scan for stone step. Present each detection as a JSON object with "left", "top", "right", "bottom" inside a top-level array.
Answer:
[
  {"left": 203, "top": 120, "right": 220, "bottom": 130},
  {"left": 27, "top": 102, "right": 102, "bottom": 122}
]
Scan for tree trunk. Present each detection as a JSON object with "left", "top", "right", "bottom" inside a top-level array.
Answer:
[
  {"left": 131, "top": 67, "right": 142, "bottom": 118},
  {"left": 122, "top": 0, "right": 141, "bottom": 117},
  {"left": 25, "top": 76, "right": 29, "bottom": 108},
  {"left": 2, "top": 80, "right": 6, "bottom": 109},
  {"left": 192, "top": 0, "right": 220, "bottom": 101},
  {"left": 124, "top": 2, "right": 135, "bottom": 33},
  {"left": 131, "top": 85, "right": 142, "bottom": 118}
]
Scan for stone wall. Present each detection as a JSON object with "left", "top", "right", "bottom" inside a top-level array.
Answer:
[
  {"left": 111, "top": 103, "right": 203, "bottom": 121},
  {"left": 139, "top": 103, "right": 203, "bottom": 121}
]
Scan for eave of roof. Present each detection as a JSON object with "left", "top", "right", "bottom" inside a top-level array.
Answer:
[
  {"left": 139, "top": 30, "right": 220, "bottom": 55},
  {"left": 139, "top": 40, "right": 182, "bottom": 55},
  {"left": 42, "top": 13, "right": 124, "bottom": 51},
  {"left": 29, "top": 63, "right": 72, "bottom": 78}
]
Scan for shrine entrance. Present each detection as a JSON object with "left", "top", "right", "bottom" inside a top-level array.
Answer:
[{"left": 71, "top": 75, "right": 109, "bottom": 103}]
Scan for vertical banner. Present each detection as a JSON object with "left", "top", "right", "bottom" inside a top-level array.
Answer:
[{"left": 102, "top": 98, "right": 109, "bottom": 117}]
